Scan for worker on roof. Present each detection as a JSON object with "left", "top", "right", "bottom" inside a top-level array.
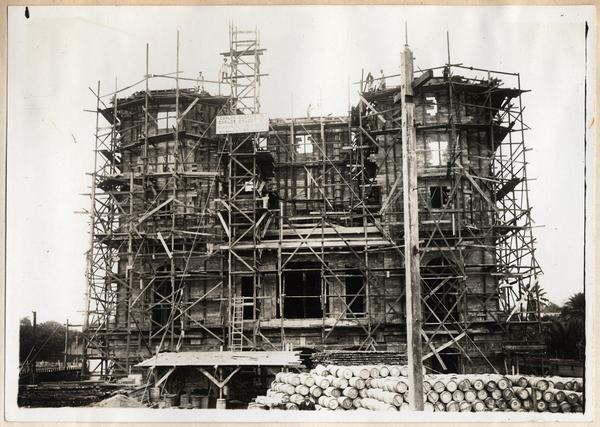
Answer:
[
  {"left": 365, "top": 72, "right": 374, "bottom": 92},
  {"left": 379, "top": 69, "right": 386, "bottom": 90},
  {"left": 220, "top": 57, "right": 229, "bottom": 82}
]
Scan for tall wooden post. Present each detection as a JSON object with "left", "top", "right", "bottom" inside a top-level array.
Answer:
[
  {"left": 31, "top": 311, "right": 37, "bottom": 384},
  {"left": 401, "top": 43, "right": 424, "bottom": 410},
  {"left": 63, "top": 319, "right": 70, "bottom": 369}
]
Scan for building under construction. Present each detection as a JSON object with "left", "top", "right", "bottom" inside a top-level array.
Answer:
[{"left": 82, "top": 26, "right": 542, "bottom": 392}]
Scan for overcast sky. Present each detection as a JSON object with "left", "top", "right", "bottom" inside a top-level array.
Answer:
[{"left": 6, "top": 5, "right": 595, "bottom": 329}]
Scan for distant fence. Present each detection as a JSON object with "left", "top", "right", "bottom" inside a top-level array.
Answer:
[{"left": 19, "top": 365, "right": 82, "bottom": 384}]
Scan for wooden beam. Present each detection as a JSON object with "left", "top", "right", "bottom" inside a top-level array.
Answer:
[
  {"left": 422, "top": 331, "right": 467, "bottom": 361},
  {"left": 198, "top": 366, "right": 241, "bottom": 388},
  {"left": 155, "top": 366, "right": 176, "bottom": 387},
  {"left": 401, "top": 44, "right": 424, "bottom": 411},
  {"left": 138, "top": 197, "right": 175, "bottom": 224},
  {"left": 156, "top": 232, "right": 173, "bottom": 259}
]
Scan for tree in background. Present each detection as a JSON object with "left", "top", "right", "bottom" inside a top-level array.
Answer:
[
  {"left": 19, "top": 317, "right": 82, "bottom": 365},
  {"left": 544, "top": 292, "right": 585, "bottom": 361}
]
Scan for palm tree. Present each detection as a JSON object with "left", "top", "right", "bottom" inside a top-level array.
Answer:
[
  {"left": 544, "top": 292, "right": 585, "bottom": 361},
  {"left": 561, "top": 292, "right": 585, "bottom": 321}
]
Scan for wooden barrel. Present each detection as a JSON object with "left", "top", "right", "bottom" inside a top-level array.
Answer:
[
  {"left": 535, "top": 400, "right": 548, "bottom": 412},
  {"left": 427, "top": 391, "right": 439, "bottom": 403},
  {"left": 310, "top": 385, "right": 322, "bottom": 398},
  {"left": 324, "top": 387, "right": 341, "bottom": 398},
  {"left": 423, "top": 380, "right": 432, "bottom": 393},
  {"left": 338, "top": 367, "right": 353, "bottom": 380},
  {"left": 542, "top": 388, "right": 557, "bottom": 402},
  {"left": 164, "top": 393, "right": 178, "bottom": 408},
  {"left": 548, "top": 400, "right": 560, "bottom": 413},
  {"left": 531, "top": 378, "right": 549, "bottom": 391},
  {"left": 458, "top": 378, "right": 471, "bottom": 392},
  {"left": 445, "top": 379, "right": 458, "bottom": 393},
  {"left": 353, "top": 397, "right": 362, "bottom": 408},
  {"left": 476, "top": 389, "right": 488, "bottom": 401},
  {"left": 301, "top": 374, "right": 315, "bottom": 387},
  {"left": 332, "top": 377, "right": 349, "bottom": 389},
  {"left": 314, "top": 365, "right": 329, "bottom": 377},
  {"left": 389, "top": 366, "right": 401, "bottom": 377},
  {"left": 296, "top": 384, "right": 309, "bottom": 396},
  {"left": 485, "top": 380, "right": 498, "bottom": 392},
  {"left": 490, "top": 389, "right": 502, "bottom": 400},
  {"left": 473, "top": 379, "right": 485, "bottom": 391},
  {"left": 318, "top": 395, "right": 339, "bottom": 410},
  {"left": 369, "top": 366, "right": 380, "bottom": 378},
  {"left": 497, "top": 377, "right": 511, "bottom": 390},
  {"left": 190, "top": 394, "right": 203, "bottom": 408},
  {"left": 507, "top": 376, "right": 529, "bottom": 388},
  {"left": 314, "top": 375, "right": 330, "bottom": 389},
  {"left": 433, "top": 381, "right": 445, "bottom": 393},
  {"left": 378, "top": 365, "right": 390, "bottom": 378},
  {"left": 393, "top": 380, "right": 408, "bottom": 394},
  {"left": 179, "top": 393, "right": 190, "bottom": 408},
  {"left": 484, "top": 397, "right": 495, "bottom": 409},
  {"left": 459, "top": 401, "right": 472, "bottom": 412},
  {"left": 440, "top": 390, "right": 453, "bottom": 404},
  {"left": 472, "top": 399, "right": 486, "bottom": 412},
  {"left": 464, "top": 390, "right": 477, "bottom": 403},
  {"left": 452, "top": 389, "right": 465, "bottom": 402},
  {"left": 149, "top": 387, "right": 161, "bottom": 403},
  {"left": 521, "top": 399, "right": 533, "bottom": 411},
  {"left": 285, "top": 402, "right": 299, "bottom": 410},
  {"left": 446, "top": 401, "right": 460, "bottom": 412},
  {"left": 351, "top": 366, "right": 371, "bottom": 380},
  {"left": 555, "top": 390, "right": 566, "bottom": 402},
  {"left": 559, "top": 402, "right": 571, "bottom": 413},
  {"left": 514, "top": 387, "right": 529, "bottom": 400},
  {"left": 496, "top": 398, "right": 507, "bottom": 410},
  {"left": 434, "top": 401, "right": 445, "bottom": 412},
  {"left": 349, "top": 377, "right": 365, "bottom": 390},
  {"left": 502, "top": 388, "right": 514, "bottom": 400},
  {"left": 343, "top": 387, "right": 358, "bottom": 399},
  {"left": 509, "top": 398, "right": 521, "bottom": 411},
  {"left": 423, "top": 402, "right": 435, "bottom": 412},
  {"left": 289, "top": 393, "right": 304, "bottom": 405},
  {"left": 337, "top": 396, "right": 353, "bottom": 409},
  {"left": 566, "top": 391, "right": 581, "bottom": 405}
]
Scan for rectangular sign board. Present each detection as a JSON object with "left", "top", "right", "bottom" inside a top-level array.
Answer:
[{"left": 215, "top": 113, "right": 269, "bottom": 134}]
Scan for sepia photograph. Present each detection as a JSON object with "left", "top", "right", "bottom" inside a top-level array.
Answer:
[{"left": 4, "top": 4, "right": 596, "bottom": 423}]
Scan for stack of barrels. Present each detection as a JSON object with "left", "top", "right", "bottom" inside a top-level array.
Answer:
[{"left": 250, "top": 364, "right": 584, "bottom": 413}]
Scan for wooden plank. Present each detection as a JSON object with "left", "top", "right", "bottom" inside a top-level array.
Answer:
[
  {"left": 137, "top": 197, "right": 174, "bottom": 224},
  {"left": 422, "top": 331, "right": 467, "bottom": 361},
  {"left": 136, "top": 351, "right": 302, "bottom": 367},
  {"left": 156, "top": 232, "right": 173, "bottom": 259}
]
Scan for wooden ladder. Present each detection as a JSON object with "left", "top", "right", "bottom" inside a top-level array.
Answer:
[{"left": 230, "top": 297, "right": 245, "bottom": 351}]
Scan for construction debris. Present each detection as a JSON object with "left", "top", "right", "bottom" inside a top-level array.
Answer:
[
  {"left": 250, "top": 365, "right": 584, "bottom": 413},
  {"left": 91, "top": 393, "right": 145, "bottom": 408}
]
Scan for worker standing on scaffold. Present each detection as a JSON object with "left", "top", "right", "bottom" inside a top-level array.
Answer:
[
  {"left": 379, "top": 69, "right": 386, "bottom": 90},
  {"left": 365, "top": 72, "right": 374, "bottom": 92}
]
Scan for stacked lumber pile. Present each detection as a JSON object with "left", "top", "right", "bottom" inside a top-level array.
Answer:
[
  {"left": 17, "top": 382, "right": 122, "bottom": 408},
  {"left": 311, "top": 351, "right": 406, "bottom": 367},
  {"left": 250, "top": 365, "right": 584, "bottom": 413}
]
